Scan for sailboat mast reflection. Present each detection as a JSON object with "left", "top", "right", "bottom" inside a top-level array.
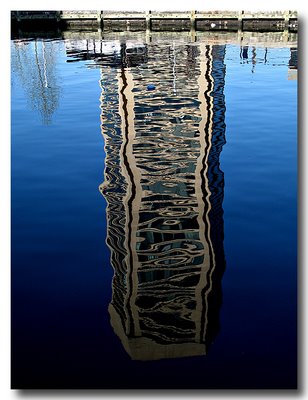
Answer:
[{"left": 99, "top": 42, "right": 226, "bottom": 360}]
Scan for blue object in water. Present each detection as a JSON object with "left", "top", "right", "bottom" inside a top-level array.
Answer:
[{"left": 147, "top": 84, "right": 156, "bottom": 91}]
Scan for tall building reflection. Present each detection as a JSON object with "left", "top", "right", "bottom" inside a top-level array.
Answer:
[{"left": 98, "top": 41, "right": 227, "bottom": 360}]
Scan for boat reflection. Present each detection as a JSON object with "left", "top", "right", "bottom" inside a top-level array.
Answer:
[{"left": 99, "top": 40, "right": 226, "bottom": 360}]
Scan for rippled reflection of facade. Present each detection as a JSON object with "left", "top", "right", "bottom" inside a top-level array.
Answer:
[{"left": 99, "top": 42, "right": 226, "bottom": 360}]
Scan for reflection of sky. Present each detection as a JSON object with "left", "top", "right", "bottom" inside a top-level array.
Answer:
[
  {"left": 223, "top": 43, "right": 297, "bottom": 296},
  {"left": 226, "top": 45, "right": 297, "bottom": 75},
  {"left": 11, "top": 36, "right": 297, "bottom": 389}
]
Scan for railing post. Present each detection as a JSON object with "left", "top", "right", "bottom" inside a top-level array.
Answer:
[
  {"left": 97, "top": 10, "right": 102, "bottom": 27},
  {"left": 238, "top": 10, "right": 244, "bottom": 30},
  {"left": 56, "top": 11, "right": 61, "bottom": 23},
  {"left": 190, "top": 10, "right": 196, "bottom": 30},
  {"left": 146, "top": 10, "right": 151, "bottom": 31},
  {"left": 190, "top": 10, "right": 196, "bottom": 41},
  {"left": 283, "top": 10, "right": 290, "bottom": 30},
  {"left": 146, "top": 11, "right": 152, "bottom": 44}
]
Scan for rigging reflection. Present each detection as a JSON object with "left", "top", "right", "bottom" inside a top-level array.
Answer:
[
  {"left": 11, "top": 39, "right": 60, "bottom": 125},
  {"left": 99, "top": 41, "right": 226, "bottom": 360}
]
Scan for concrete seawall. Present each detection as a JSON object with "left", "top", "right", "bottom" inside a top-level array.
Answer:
[{"left": 11, "top": 10, "right": 298, "bottom": 32}]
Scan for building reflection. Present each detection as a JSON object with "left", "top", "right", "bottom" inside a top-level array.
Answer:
[{"left": 98, "top": 40, "right": 227, "bottom": 360}]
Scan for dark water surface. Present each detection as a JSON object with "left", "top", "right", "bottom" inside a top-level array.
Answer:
[{"left": 11, "top": 31, "right": 297, "bottom": 389}]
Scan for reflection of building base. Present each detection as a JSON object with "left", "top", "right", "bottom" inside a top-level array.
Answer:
[{"left": 109, "top": 304, "right": 206, "bottom": 361}]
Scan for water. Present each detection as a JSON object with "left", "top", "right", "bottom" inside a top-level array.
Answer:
[{"left": 11, "top": 31, "right": 297, "bottom": 389}]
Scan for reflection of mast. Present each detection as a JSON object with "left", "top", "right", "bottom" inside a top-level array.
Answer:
[
  {"left": 34, "top": 40, "right": 50, "bottom": 123},
  {"left": 11, "top": 39, "right": 60, "bottom": 124},
  {"left": 99, "top": 42, "right": 226, "bottom": 360},
  {"left": 42, "top": 41, "right": 48, "bottom": 88}
]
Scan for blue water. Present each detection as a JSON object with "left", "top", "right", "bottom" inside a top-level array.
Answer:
[{"left": 11, "top": 34, "right": 297, "bottom": 389}]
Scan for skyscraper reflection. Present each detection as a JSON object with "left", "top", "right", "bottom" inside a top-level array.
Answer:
[{"left": 99, "top": 41, "right": 226, "bottom": 360}]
